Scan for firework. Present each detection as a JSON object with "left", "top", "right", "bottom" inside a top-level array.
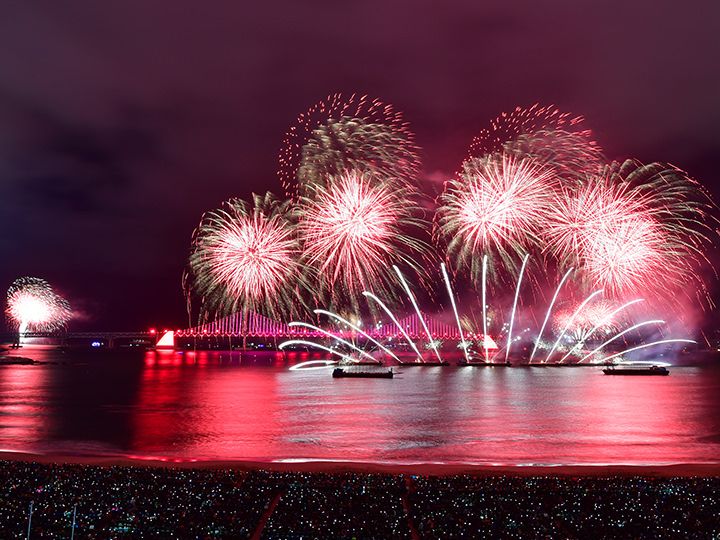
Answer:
[
  {"left": 297, "top": 171, "right": 431, "bottom": 309},
  {"left": 187, "top": 192, "right": 309, "bottom": 321},
  {"left": 544, "top": 179, "right": 642, "bottom": 262},
  {"left": 278, "top": 93, "right": 420, "bottom": 195},
  {"left": 436, "top": 152, "right": 555, "bottom": 278},
  {"left": 545, "top": 160, "right": 715, "bottom": 300},
  {"left": 6, "top": 277, "right": 72, "bottom": 333},
  {"left": 583, "top": 216, "right": 669, "bottom": 295}
]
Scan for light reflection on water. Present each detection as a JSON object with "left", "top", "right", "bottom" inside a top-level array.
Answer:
[{"left": 0, "top": 346, "right": 719, "bottom": 465}]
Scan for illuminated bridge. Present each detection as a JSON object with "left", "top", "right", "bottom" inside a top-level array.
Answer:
[
  {"left": 0, "top": 313, "right": 482, "bottom": 350},
  {"left": 176, "top": 311, "right": 476, "bottom": 340}
]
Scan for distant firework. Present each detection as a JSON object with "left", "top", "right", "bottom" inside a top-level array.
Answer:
[
  {"left": 436, "top": 152, "right": 555, "bottom": 278},
  {"left": 6, "top": 277, "right": 72, "bottom": 333},
  {"left": 469, "top": 104, "right": 604, "bottom": 182},
  {"left": 278, "top": 93, "right": 420, "bottom": 195},
  {"left": 297, "top": 171, "right": 430, "bottom": 308},
  {"left": 187, "top": 192, "right": 309, "bottom": 321}
]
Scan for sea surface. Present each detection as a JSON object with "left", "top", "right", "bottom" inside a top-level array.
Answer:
[{"left": 1, "top": 346, "right": 720, "bottom": 466}]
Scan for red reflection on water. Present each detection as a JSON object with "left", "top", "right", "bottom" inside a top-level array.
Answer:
[
  {"left": 568, "top": 372, "right": 690, "bottom": 463},
  {"left": 2, "top": 348, "right": 718, "bottom": 465},
  {"left": 132, "top": 351, "right": 280, "bottom": 459},
  {"left": 0, "top": 366, "right": 49, "bottom": 447}
]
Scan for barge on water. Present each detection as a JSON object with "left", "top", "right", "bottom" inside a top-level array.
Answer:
[
  {"left": 396, "top": 360, "right": 450, "bottom": 366},
  {"left": 602, "top": 364, "right": 670, "bottom": 376},
  {"left": 457, "top": 360, "right": 512, "bottom": 367},
  {"left": 332, "top": 367, "right": 394, "bottom": 379}
]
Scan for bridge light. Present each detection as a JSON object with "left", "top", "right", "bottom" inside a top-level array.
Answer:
[{"left": 149, "top": 328, "right": 157, "bottom": 335}]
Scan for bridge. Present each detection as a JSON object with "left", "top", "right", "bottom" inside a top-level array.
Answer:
[
  {"left": 1, "top": 311, "right": 486, "bottom": 350},
  {"left": 176, "top": 311, "right": 477, "bottom": 340},
  {"left": 1, "top": 331, "right": 157, "bottom": 349}
]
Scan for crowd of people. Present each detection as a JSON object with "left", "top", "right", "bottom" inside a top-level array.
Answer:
[
  {"left": 1, "top": 460, "right": 719, "bottom": 538},
  {"left": 408, "top": 475, "right": 720, "bottom": 538}
]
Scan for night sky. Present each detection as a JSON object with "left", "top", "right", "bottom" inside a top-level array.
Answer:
[{"left": 0, "top": 1, "right": 718, "bottom": 330}]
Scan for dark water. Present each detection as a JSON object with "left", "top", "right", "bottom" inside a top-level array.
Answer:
[{"left": 1, "top": 346, "right": 720, "bottom": 466}]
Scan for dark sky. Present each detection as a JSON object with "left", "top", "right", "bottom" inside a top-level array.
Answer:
[{"left": 0, "top": 1, "right": 718, "bottom": 330}]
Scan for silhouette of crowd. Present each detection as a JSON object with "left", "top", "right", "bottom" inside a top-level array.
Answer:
[{"left": 1, "top": 460, "right": 719, "bottom": 538}]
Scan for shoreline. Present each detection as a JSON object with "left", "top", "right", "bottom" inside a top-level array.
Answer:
[{"left": 2, "top": 451, "right": 719, "bottom": 477}]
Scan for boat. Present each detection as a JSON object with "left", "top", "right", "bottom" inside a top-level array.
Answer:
[
  {"left": 602, "top": 365, "right": 669, "bottom": 376},
  {"left": 332, "top": 367, "right": 394, "bottom": 379},
  {"left": 0, "top": 356, "right": 39, "bottom": 365},
  {"left": 457, "top": 360, "right": 512, "bottom": 367}
]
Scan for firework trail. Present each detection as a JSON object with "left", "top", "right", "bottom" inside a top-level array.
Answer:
[
  {"left": 280, "top": 255, "right": 694, "bottom": 366},
  {"left": 362, "top": 291, "right": 422, "bottom": 358},
  {"left": 6, "top": 277, "right": 72, "bottom": 333},
  {"left": 187, "top": 192, "right": 309, "bottom": 321},
  {"left": 297, "top": 171, "right": 431, "bottom": 309},
  {"left": 314, "top": 308, "right": 400, "bottom": 362},
  {"left": 278, "top": 93, "right": 420, "bottom": 195},
  {"left": 394, "top": 265, "right": 442, "bottom": 362},
  {"left": 436, "top": 152, "right": 555, "bottom": 280},
  {"left": 288, "top": 321, "right": 380, "bottom": 363},
  {"left": 529, "top": 268, "right": 574, "bottom": 362},
  {"left": 545, "top": 289, "right": 604, "bottom": 363},
  {"left": 281, "top": 264, "right": 442, "bottom": 365},
  {"left": 600, "top": 339, "right": 696, "bottom": 363},
  {"left": 441, "top": 262, "right": 470, "bottom": 363},
  {"left": 506, "top": 254, "right": 529, "bottom": 361},
  {"left": 578, "top": 320, "right": 664, "bottom": 363}
]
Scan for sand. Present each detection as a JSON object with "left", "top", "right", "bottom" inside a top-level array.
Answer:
[{"left": 1, "top": 451, "right": 719, "bottom": 477}]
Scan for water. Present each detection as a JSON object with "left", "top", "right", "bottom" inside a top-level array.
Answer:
[{"left": 1, "top": 346, "right": 720, "bottom": 466}]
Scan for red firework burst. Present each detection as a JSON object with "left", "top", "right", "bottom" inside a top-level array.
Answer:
[
  {"left": 583, "top": 215, "right": 669, "bottom": 296},
  {"left": 298, "top": 171, "right": 428, "bottom": 305},
  {"left": 437, "top": 152, "right": 555, "bottom": 275},
  {"left": 544, "top": 180, "right": 644, "bottom": 260},
  {"left": 543, "top": 161, "right": 708, "bottom": 299},
  {"left": 188, "top": 193, "right": 308, "bottom": 319}
]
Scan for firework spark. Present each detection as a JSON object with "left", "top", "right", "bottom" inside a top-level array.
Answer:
[
  {"left": 278, "top": 93, "right": 420, "bottom": 195},
  {"left": 187, "top": 192, "right": 308, "bottom": 321},
  {"left": 553, "top": 299, "right": 629, "bottom": 342},
  {"left": 6, "top": 277, "right": 72, "bottom": 333},
  {"left": 298, "top": 171, "right": 430, "bottom": 308}
]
